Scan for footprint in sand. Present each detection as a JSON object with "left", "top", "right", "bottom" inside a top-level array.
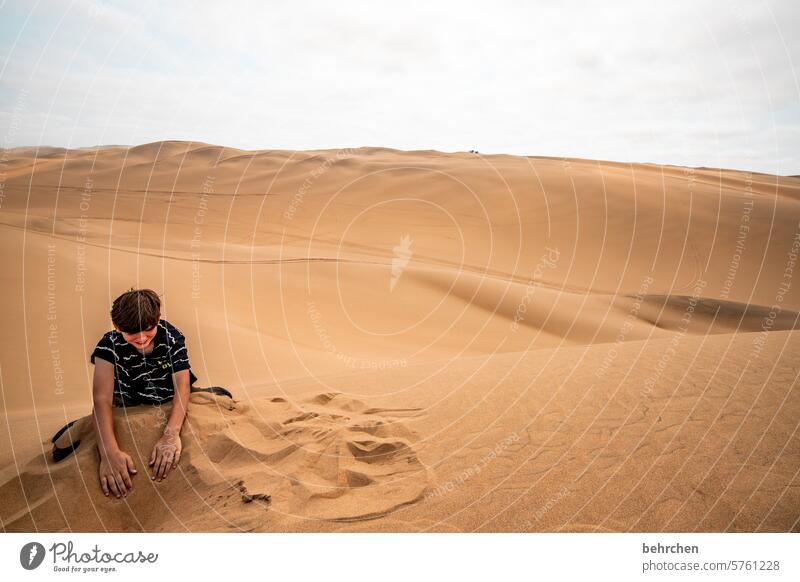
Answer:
[
  {"left": 191, "top": 391, "right": 432, "bottom": 522},
  {"left": 0, "top": 390, "right": 431, "bottom": 530}
]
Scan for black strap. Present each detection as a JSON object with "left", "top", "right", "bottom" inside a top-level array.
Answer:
[
  {"left": 52, "top": 441, "right": 80, "bottom": 463},
  {"left": 51, "top": 419, "right": 81, "bottom": 463},
  {"left": 50, "top": 419, "right": 77, "bottom": 443}
]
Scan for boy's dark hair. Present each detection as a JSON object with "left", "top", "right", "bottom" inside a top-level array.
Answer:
[{"left": 111, "top": 289, "right": 161, "bottom": 333}]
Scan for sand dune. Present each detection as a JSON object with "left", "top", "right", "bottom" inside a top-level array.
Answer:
[{"left": 1, "top": 143, "right": 798, "bottom": 531}]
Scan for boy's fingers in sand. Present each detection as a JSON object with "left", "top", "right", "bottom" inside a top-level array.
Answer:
[
  {"left": 157, "top": 452, "right": 173, "bottom": 480},
  {"left": 149, "top": 445, "right": 161, "bottom": 478},
  {"left": 151, "top": 449, "right": 163, "bottom": 479},
  {"left": 164, "top": 452, "right": 175, "bottom": 478},
  {"left": 114, "top": 473, "right": 127, "bottom": 497},
  {"left": 126, "top": 456, "right": 137, "bottom": 475},
  {"left": 100, "top": 476, "right": 109, "bottom": 496},
  {"left": 122, "top": 470, "right": 133, "bottom": 491},
  {"left": 172, "top": 449, "right": 181, "bottom": 469},
  {"left": 106, "top": 474, "right": 120, "bottom": 498},
  {"left": 162, "top": 452, "right": 175, "bottom": 478}
]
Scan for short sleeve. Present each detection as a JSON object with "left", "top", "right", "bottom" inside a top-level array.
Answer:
[
  {"left": 164, "top": 321, "right": 191, "bottom": 373},
  {"left": 91, "top": 333, "right": 117, "bottom": 365}
]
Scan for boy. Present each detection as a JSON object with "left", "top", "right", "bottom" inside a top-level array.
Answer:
[{"left": 90, "top": 289, "right": 196, "bottom": 499}]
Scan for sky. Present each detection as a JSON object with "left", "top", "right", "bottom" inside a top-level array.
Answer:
[{"left": 0, "top": 0, "right": 798, "bottom": 174}]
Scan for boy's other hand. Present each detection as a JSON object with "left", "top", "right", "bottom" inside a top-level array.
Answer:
[
  {"left": 98, "top": 449, "right": 137, "bottom": 498},
  {"left": 149, "top": 427, "right": 182, "bottom": 481}
]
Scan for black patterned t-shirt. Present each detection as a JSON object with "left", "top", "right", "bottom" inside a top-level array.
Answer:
[{"left": 90, "top": 319, "right": 198, "bottom": 406}]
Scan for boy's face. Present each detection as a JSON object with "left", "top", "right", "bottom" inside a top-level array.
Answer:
[{"left": 117, "top": 323, "right": 158, "bottom": 351}]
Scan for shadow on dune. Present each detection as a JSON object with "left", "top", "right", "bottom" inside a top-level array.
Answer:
[{"left": 625, "top": 295, "right": 800, "bottom": 335}]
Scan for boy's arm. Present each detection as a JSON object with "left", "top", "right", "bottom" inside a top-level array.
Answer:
[
  {"left": 92, "top": 359, "right": 137, "bottom": 497},
  {"left": 166, "top": 369, "right": 191, "bottom": 434},
  {"left": 149, "top": 369, "right": 190, "bottom": 481},
  {"left": 92, "top": 359, "right": 119, "bottom": 454}
]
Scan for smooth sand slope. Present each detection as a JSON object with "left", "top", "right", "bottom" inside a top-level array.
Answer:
[{"left": 0, "top": 142, "right": 798, "bottom": 531}]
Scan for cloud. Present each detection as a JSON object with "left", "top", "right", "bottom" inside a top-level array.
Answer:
[{"left": 0, "top": 0, "right": 798, "bottom": 174}]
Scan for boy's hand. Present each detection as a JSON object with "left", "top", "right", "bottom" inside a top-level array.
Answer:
[
  {"left": 149, "top": 427, "right": 182, "bottom": 481},
  {"left": 98, "top": 449, "right": 137, "bottom": 498}
]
